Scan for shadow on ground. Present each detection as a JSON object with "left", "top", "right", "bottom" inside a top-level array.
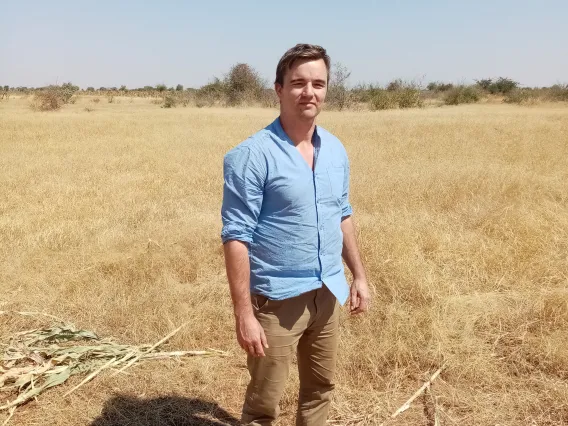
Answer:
[{"left": 89, "top": 394, "right": 240, "bottom": 426}]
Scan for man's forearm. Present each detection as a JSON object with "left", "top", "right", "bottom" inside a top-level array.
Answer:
[
  {"left": 340, "top": 216, "right": 367, "bottom": 280},
  {"left": 223, "top": 240, "right": 254, "bottom": 318}
]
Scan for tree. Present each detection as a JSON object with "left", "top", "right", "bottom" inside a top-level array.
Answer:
[
  {"left": 86, "top": 87, "right": 95, "bottom": 92},
  {"left": 475, "top": 77, "right": 518, "bottom": 94},
  {"left": 326, "top": 62, "right": 352, "bottom": 110},
  {"left": 119, "top": 85, "right": 127, "bottom": 91},
  {"left": 475, "top": 79, "right": 493, "bottom": 91},
  {"left": 427, "top": 82, "right": 438, "bottom": 91},
  {"left": 225, "top": 63, "right": 265, "bottom": 105},
  {"left": 156, "top": 84, "right": 167, "bottom": 92},
  {"left": 176, "top": 84, "right": 183, "bottom": 91},
  {"left": 493, "top": 77, "right": 518, "bottom": 94},
  {"left": 387, "top": 79, "right": 403, "bottom": 91}
]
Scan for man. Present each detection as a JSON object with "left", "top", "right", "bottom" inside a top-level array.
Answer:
[{"left": 221, "top": 44, "right": 370, "bottom": 426}]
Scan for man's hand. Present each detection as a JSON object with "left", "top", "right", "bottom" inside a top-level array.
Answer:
[
  {"left": 235, "top": 313, "right": 269, "bottom": 357},
  {"left": 349, "top": 278, "right": 370, "bottom": 315}
]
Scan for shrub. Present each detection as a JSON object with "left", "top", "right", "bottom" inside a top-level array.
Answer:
[
  {"left": 370, "top": 89, "right": 397, "bottom": 110},
  {"left": 428, "top": 82, "right": 454, "bottom": 92},
  {"left": 475, "top": 79, "right": 493, "bottom": 91},
  {"left": 175, "top": 91, "right": 193, "bottom": 107},
  {"left": 396, "top": 87, "right": 423, "bottom": 108},
  {"left": 162, "top": 94, "right": 177, "bottom": 108},
  {"left": 444, "top": 86, "right": 481, "bottom": 105},
  {"left": 92, "top": 98, "right": 100, "bottom": 104},
  {"left": 492, "top": 77, "right": 519, "bottom": 94},
  {"left": 107, "top": 95, "right": 114, "bottom": 103},
  {"left": 259, "top": 89, "right": 278, "bottom": 108},
  {"left": 387, "top": 79, "right": 403, "bottom": 92},
  {"left": 31, "top": 90, "right": 63, "bottom": 111},
  {"left": 476, "top": 77, "right": 519, "bottom": 94},
  {"left": 30, "top": 83, "right": 79, "bottom": 111},
  {"left": 58, "top": 82, "right": 79, "bottom": 103},
  {"left": 503, "top": 89, "right": 538, "bottom": 105},
  {"left": 196, "top": 78, "right": 225, "bottom": 107},
  {"left": 548, "top": 84, "right": 568, "bottom": 102}
]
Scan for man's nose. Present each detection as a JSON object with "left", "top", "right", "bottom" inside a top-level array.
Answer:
[{"left": 302, "top": 83, "right": 314, "bottom": 97}]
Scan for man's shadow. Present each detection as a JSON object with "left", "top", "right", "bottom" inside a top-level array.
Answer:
[{"left": 89, "top": 394, "right": 240, "bottom": 426}]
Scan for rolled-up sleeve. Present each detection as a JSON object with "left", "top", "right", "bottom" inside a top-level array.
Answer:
[
  {"left": 341, "top": 155, "right": 353, "bottom": 219},
  {"left": 221, "top": 146, "right": 266, "bottom": 244}
]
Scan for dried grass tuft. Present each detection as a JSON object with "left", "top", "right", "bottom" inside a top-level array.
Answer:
[{"left": 0, "top": 312, "right": 227, "bottom": 423}]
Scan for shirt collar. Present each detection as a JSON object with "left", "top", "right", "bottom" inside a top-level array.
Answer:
[{"left": 271, "top": 117, "right": 320, "bottom": 148}]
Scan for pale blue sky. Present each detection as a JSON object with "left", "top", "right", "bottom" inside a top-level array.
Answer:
[{"left": 1, "top": 0, "right": 566, "bottom": 89}]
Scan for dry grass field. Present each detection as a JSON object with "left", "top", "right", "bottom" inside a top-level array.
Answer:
[{"left": 1, "top": 97, "right": 568, "bottom": 425}]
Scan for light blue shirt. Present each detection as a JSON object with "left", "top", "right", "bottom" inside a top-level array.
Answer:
[{"left": 221, "top": 117, "right": 353, "bottom": 305}]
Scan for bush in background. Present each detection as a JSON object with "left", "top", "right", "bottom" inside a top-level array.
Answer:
[
  {"left": 30, "top": 82, "right": 79, "bottom": 111},
  {"left": 368, "top": 80, "right": 423, "bottom": 110},
  {"left": 444, "top": 85, "right": 481, "bottom": 105},
  {"left": 196, "top": 78, "right": 225, "bottom": 107},
  {"left": 503, "top": 89, "right": 539, "bottom": 105},
  {"left": 369, "top": 89, "right": 397, "bottom": 110},
  {"left": 396, "top": 86, "right": 422, "bottom": 108},
  {"left": 162, "top": 94, "right": 177, "bottom": 108},
  {"left": 548, "top": 84, "right": 568, "bottom": 102},
  {"left": 476, "top": 77, "right": 519, "bottom": 94},
  {"left": 427, "top": 82, "right": 454, "bottom": 92}
]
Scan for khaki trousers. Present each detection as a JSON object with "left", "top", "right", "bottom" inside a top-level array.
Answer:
[{"left": 241, "top": 285, "right": 340, "bottom": 426}]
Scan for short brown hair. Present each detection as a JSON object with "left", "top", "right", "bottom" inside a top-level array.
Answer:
[{"left": 275, "top": 44, "right": 331, "bottom": 86}]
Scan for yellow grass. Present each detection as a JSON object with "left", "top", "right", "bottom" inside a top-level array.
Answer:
[{"left": 1, "top": 97, "right": 567, "bottom": 425}]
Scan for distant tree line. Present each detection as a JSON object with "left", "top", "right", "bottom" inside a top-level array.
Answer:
[{"left": 5, "top": 64, "right": 567, "bottom": 110}]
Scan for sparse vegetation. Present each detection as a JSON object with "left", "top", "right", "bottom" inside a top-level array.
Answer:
[
  {"left": 367, "top": 81, "right": 423, "bottom": 110},
  {"left": 14, "top": 71, "right": 568, "bottom": 113},
  {"left": 162, "top": 94, "right": 177, "bottom": 108},
  {"left": 503, "top": 89, "right": 538, "bottom": 105},
  {"left": 444, "top": 85, "right": 481, "bottom": 105},
  {"left": 549, "top": 83, "right": 568, "bottom": 101}
]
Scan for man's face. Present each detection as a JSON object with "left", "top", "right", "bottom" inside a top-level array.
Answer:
[{"left": 275, "top": 58, "right": 328, "bottom": 121}]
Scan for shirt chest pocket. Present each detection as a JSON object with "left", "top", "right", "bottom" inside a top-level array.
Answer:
[{"left": 326, "top": 166, "right": 344, "bottom": 200}]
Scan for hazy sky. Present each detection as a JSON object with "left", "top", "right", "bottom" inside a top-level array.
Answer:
[{"left": 1, "top": 0, "right": 566, "bottom": 89}]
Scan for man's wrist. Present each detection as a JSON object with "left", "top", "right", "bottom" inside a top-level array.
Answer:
[
  {"left": 352, "top": 272, "right": 367, "bottom": 282},
  {"left": 234, "top": 304, "right": 254, "bottom": 319}
]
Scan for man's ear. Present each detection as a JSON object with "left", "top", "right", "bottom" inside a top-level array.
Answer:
[{"left": 274, "top": 83, "right": 283, "bottom": 99}]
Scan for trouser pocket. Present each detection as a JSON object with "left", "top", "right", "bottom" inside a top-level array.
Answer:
[{"left": 251, "top": 293, "right": 269, "bottom": 311}]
